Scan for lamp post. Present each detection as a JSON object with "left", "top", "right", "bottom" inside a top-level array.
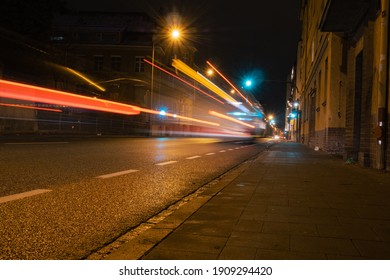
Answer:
[
  {"left": 293, "top": 101, "right": 300, "bottom": 142},
  {"left": 149, "top": 28, "right": 181, "bottom": 135},
  {"left": 149, "top": 38, "right": 156, "bottom": 136},
  {"left": 150, "top": 39, "right": 155, "bottom": 107}
]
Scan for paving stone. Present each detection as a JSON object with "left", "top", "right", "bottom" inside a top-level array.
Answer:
[{"left": 99, "top": 142, "right": 390, "bottom": 260}]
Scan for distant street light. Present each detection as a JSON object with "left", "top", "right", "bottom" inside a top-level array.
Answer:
[{"left": 245, "top": 80, "right": 252, "bottom": 87}]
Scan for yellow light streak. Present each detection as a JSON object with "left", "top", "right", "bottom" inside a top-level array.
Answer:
[
  {"left": 66, "top": 68, "right": 106, "bottom": 92},
  {"left": 172, "top": 59, "right": 238, "bottom": 104},
  {"left": 144, "top": 59, "right": 224, "bottom": 104},
  {"left": 209, "top": 110, "right": 255, "bottom": 129}
]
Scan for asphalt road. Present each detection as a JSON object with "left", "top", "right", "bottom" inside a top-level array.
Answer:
[{"left": 0, "top": 136, "right": 271, "bottom": 259}]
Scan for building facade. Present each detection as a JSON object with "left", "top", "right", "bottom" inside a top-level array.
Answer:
[
  {"left": 293, "top": 0, "right": 390, "bottom": 171},
  {"left": 1, "top": 10, "right": 199, "bottom": 136},
  {"left": 51, "top": 11, "right": 196, "bottom": 135}
]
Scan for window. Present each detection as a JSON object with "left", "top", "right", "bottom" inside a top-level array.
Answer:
[
  {"left": 96, "top": 32, "right": 119, "bottom": 43},
  {"left": 135, "top": 56, "right": 145, "bottom": 73},
  {"left": 111, "top": 55, "right": 121, "bottom": 71},
  {"left": 77, "top": 32, "right": 90, "bottom": 42},
  {"left": 94, "top": 55, "right": 104, "bottom": 72},
  {"left": 96, "top": 33, "right": 102, "bottom": 41}
]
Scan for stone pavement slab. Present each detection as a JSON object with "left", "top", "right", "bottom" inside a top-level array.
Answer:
[{"left": 89, "top": 142, "right": 390, "bottom": 260}]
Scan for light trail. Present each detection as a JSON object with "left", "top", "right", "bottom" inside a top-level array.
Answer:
[
  {"left": 139, "top": 107, "right": 220, "bottom": 127},
  {"left": 0, "top": 79, "right": 221, "bottom": 129},
  {"left": 66, "top": 67, "right": 106, "bottom": 92},
  {"left": 206, "top": 60, "right": 253, "bottom": 106},
  {"left": 0, "top": 102, "right": 63, "bottom": 112},
  {"left": 209, "top": 110, "right": 255, "bottom": 129},
  {"left": 0, "top": 79, "right": 140, "bottom": 115},
  {"left": 143, "top": 59, "right": 224, "bottom": 104},
  {"left": 172, "top": 59, "right": 239, "bottom": 105}
]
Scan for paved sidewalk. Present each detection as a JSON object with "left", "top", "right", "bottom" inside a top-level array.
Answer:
[{"left": 92, "top": 141, "right": 390, "bottom": 260}]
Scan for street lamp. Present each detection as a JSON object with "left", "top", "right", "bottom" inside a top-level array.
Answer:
[
  {"left": 171, "top": 29, "right": 180, "bottom": 39},
  {"left": 150, "top": 29, "right": 181, "bottom": 135},
  {"left": 206, "top": 69, "right": 214, "bottom": 76},
  {"left": 151, "top": 28, "right": 181, "bottom": 108}
]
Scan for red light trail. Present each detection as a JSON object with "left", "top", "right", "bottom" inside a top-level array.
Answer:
[{"left": 0, "top": 79, "right": 140, "bottom": 115}]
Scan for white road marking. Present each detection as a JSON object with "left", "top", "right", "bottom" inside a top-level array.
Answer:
[
  {"left": 206, "top": 152, "right": 215, "bottom": 155},
  {"left": 219, "top": 150, "right": 226, "bottom": 152},
  {"left": 4, "top": 142, "right": 69, "bottom": 145},
  {"left": 186, "top": 155, "right": 201, "bottom": 160},
  {"left": 0, "top": 189, "right": 52, "bottom": 204},
  {"left": 97, "top": 169, "right": 139, "bottom": 179},
  {"left": 155, "top": 161, "right": 178, "bottom": 166}
]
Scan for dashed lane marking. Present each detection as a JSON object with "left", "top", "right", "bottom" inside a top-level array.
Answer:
[
  {"left": 206, "top": 153, "right": 215, "bottom": 155},
  {"left": 155, "top": 161, "right": 178, "bottom": 166},
  {"left": 97, "top": 169, "right": 139, "bottom": 179},
  {"left": 0, "top": 189, "right": 52, "bottom": 204},
  {"left": 186, "top": 155, "right": 201, "bottom": 160}
]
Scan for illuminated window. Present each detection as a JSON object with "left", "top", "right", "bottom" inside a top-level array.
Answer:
[{"left": 50, "top": 36, "right": 64, "bottom": 41}]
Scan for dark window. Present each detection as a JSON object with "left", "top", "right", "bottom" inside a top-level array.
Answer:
[
  {"left": 135, "top": 56, "right": 145, "bottom": 73},
  {"left": 111, "top": 56, "right": 121, "bottom": 71},
  {"left": 94, "top": 55, "right": 104, "bottom": 72}
]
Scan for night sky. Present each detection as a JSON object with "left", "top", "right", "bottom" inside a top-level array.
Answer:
[{"left": 64, "top": 0, "right": 301, "bottom": 125}]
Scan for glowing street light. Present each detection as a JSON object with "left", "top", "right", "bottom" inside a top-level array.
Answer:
[
  {"left": 151, "top": 26, "right": 182, "bottom": 109},
  {"left": 171, "top": 29, "right": 180, "bottom": 39},
  {"left": 207, "top": 69, "right": 214, "bottom": 76},
  {"left": 150, "top": 27, "right": 182, "bottom": 135}
]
